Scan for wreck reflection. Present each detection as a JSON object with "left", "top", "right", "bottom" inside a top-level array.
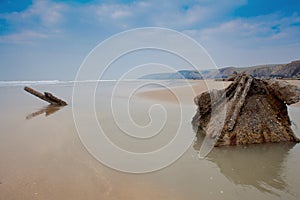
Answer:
[
  {"left": 26, "top": 105, "right": 63, "bottom": 120},
  {"left": 193, "top": 131, "right": 295, "bottom": 196}
]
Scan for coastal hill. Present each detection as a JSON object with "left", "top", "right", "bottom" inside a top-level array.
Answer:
[
  {"left": 140, "top": 70, "right": 203, "bottom": 80},
  {"left": 140, "top": 60, "right": 300, "bottom": 80}
]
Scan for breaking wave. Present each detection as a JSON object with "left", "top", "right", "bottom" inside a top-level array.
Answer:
[{"left": 0, "top": 80, "right": 118, "bottom": 87}]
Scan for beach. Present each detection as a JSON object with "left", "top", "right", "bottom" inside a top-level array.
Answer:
[
  {"left": 0, "top": 80, "right": 300, "bottom": 200},
  {"left": 138, "top": 79, "right": 300, "bottom": 107}
]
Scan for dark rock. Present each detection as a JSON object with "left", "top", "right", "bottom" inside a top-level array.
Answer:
[
  {"left": 192, "top": 74, "right": 300, "bottom": 146},
  {"left": 225, "top": 71, "right": 238, "bottom": 81}
]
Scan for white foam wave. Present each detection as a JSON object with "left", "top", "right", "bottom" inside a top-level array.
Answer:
[{"left": 0, "top": 80, "right": 119, "bottom": 87}]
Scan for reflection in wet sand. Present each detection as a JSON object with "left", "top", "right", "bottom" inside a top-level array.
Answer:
[
  {"left": 0, "top": 82, "right": 299, "bottom": 199},
  {"left": 193, "top": 131, "right": 295, "bottom": 196},
  {"left": 26, "top": 105, "right": 63, "bottom": 120}
]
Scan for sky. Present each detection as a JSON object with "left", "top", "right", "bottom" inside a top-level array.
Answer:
[{"left": 0, "top": 0, "right": 300, "bottom": 80}]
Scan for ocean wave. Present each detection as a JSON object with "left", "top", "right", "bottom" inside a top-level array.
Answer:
[
  {"left": 0, "top": 80, "right": 119, "bottom": 87},
  {"left": 0, "top": 79, "right": 183, "bottom": 87}
]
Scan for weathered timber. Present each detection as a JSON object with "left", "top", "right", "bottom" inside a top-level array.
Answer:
[
  {"left": 24, "top": 86, "right": 67, "bottom": 106},
  {"left": 192, "top": 73, "right": 300, "bottom": 146}
]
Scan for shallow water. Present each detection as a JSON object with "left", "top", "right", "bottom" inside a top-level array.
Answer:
[{"left": 0, "top": 81, "right": 300, "bottom": 200}]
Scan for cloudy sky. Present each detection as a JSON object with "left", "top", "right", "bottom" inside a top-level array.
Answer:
[{"left": 0, "top": 0, "right": 300, "bottom": 80}]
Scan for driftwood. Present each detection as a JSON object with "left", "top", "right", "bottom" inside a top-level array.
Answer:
[
  {"left": 192, "top": 74, "right": 300, "bottom": 146},
  {"left": 24, "top": 86, "right": 67, "bottom": 106}
]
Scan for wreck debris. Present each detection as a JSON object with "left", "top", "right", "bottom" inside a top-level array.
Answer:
[
  {"left": 225, "top": 71, "right": 238, "bottom": 81},
  {"left": 24, "top": 86, "right": 67, "bottom": 106},
  {"left": 226, "top": 75, "right": 253, "bottom": 131},
  {"left": 192, "top": 74, "right": 300, "bottom": 146}
]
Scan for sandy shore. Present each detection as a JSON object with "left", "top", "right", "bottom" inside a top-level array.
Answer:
[
  {"left": 138, "top": 80, "right": 231, "bottom": 104},
  {"left": 1, "top": 81, "right": 300, "bottom": 200},
  {"left": 286, "top": 80, "right": 300, "bottom": 107},
  {"left": 138, "top": 79, "right": 300, "bottom": 107}
]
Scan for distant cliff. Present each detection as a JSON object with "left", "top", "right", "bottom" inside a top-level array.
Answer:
[
  {"left": 140, "top": 70, "right": 203, "bottom": 80},
  {"left": 139, "top": 60, "right": 300, "bottom": 80},
  {"left": 199, "top": 60, "right": 300, "bottom": 79}
]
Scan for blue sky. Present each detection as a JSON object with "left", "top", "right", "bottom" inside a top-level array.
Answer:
[{"left": 0, "top": 0, "right": 300, "bottom": 80}]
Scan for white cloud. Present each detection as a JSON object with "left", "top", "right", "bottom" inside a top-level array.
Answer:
[
  {"left": 147, "top": 0, "right": 247, "bottom": 28},
  {"left": 1, "top": 0, "right": 299, "bottom": 67},
  {"left": 75, "top": 0, "right": 248, "bottom": 30},
  {"left": 95, "top": 4, "right": 132, "bottom": 20},
  {"left": 0, "top": 0, "right": 249, "bottom": 43},
  {"left": 186, "top": 13, "right": 300, "bottom": 45},
  {"left": 183, "top": 13, "right": 300, "bottom": 66},
  {"left": 0, "top": 0, "right": 67, "bottom": 43},
  {"left": 111, "top": 10, "right": 131, "bottom": 19},
  {"left": 0, "top": 30, "right": 48, "bottom": 44},
  {"left": 1, "top": 0, "right": 67, "bottom": 26}
]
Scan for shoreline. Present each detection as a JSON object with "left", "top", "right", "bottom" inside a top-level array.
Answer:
[{"left": 138, "top": 80, "right": 300, "bottom": 107}]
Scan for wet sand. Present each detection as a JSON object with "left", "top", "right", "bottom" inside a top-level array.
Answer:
[
  {"left": 138, "top": 80, "right": 231, "bottom": 104},
  {"left": 139, "top": 79, "right": 300, "bottom": 107},
  {"left": 0, "top": 80, "right": 300, "bottom": 200},
  {"left": 286, "top": 80, "right": 300, "bottom": 107}
]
